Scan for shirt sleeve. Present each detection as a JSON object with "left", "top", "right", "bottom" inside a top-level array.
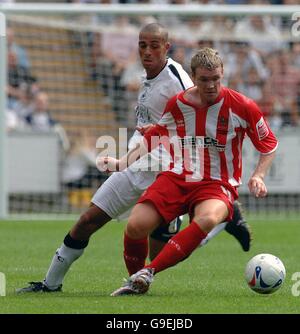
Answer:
[
  {"left": 143, "top": 123, "right": 170, "bottom": 153},
  {"left": 143, "top": 96, "right": 178, "bottom": 152},
  {"left": 245, "top": 98, "right": 278, "bottom": 154}
]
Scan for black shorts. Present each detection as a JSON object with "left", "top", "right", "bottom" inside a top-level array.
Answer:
[{"left": 150, "top": 217, "right": 182, "bottom": 243}]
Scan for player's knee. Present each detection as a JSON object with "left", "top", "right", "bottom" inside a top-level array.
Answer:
[
  {"left": 71, "top": 212, "right": 94, "bottom": 239},
  {"left": 79, "top": 207, "right": 110, "bottom": 228},
  {"left": 73, "top": 209, "right": 107, "bottom": 239},
  {"left": 79, "top": 210, "right": 98, "bottom": 227},
  {"left": 194, "top": 214, "right": 219, "bottom": 233},
  {"left": 126, "top": 218, "right": 149, "bottom": 239}
]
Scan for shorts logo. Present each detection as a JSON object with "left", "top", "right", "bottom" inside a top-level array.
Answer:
[
  {"left": 256, "top": 117, "right": 269, "bottom": 141},
  {"left": 221, "top": 186, "right": 232, "bottom": 203}
]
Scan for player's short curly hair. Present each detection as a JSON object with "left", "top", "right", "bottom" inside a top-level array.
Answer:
[
  {"left": 140, "top": 23, "right": 168, "bottom": 42},
  {"left": 191, "top": 47, "right": 223, "bottom": 74}
]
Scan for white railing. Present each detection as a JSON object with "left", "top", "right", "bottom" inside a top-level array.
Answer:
[{"left": 0, "top": 3, "right": 299, "bottom": 16}]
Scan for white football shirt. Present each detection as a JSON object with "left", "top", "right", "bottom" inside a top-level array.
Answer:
[{"left": 127, "top": 58, "right": 194, "bottom": 189}]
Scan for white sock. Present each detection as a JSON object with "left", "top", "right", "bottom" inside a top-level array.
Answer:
[
  {"left": 43, "top": 244, "right": 84, "bottom": 290},
  {"left": 199, "top": 222, "right": 226, "bottom": 247}
]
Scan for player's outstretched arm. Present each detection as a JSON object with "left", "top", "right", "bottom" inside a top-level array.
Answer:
[
  {"left": 96, "top": 123, "right": 168, "bottom": 173},
  {"left": 96, "top": 139, "right": 149, "bottom": 173},
  {"left": 248, "top": 151, "right": 276, "bottom": 198}
]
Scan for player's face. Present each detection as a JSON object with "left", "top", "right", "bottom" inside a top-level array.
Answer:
[
  {"left": 193, "top": 66, "right": 224, "bottom": 104},
  {"left": 138, "top": 32, "right": 170, "bottom": 78}
]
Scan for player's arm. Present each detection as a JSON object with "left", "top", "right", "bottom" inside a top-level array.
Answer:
[
  {"left": 96, "top": 125, "right": 164, "bottom": 172},
  {"left": 136, "top": 124, "right": 155, "bottom": 135},
  {"left": 97, "top": 97, "right": 177, "bottom": 172},
  {"left": 248, "top": 151, "right": 276, "bottom": 198},
  {"left": 244, "top": 99, "right": 278, "bottom": 198}
]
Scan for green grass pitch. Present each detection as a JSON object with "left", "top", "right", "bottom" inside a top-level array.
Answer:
[{"left": 0, "top": 218, "right": 299, "bottom": 314}]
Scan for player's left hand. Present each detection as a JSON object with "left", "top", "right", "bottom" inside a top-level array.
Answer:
[
  {"left": 248, "top": 176, "right": 267, "bottom": 198},
  {"left": 96, "top": 156, "right": 119, "bottom": 173}
]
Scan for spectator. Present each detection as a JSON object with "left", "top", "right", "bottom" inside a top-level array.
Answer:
[
  {"left": 197, "top": 15, "right": 235, "bottom": 41},
  {"left": 25, "top": 91, "right": 70, "bottom": 151},
  {"left": 238, "top": 66, "right": 263, "bottom": 101},
  {"left": 282, "top": 0, "right": 298, "bottom": 3},
  {"left": 269, "top": 50, "right": 300, "bottom": 128},
  {"left": 25, "top": 92, "right": 55, "bottom": 132},
  {"left": 120, "top": 61, "right": 144, "bottom": 130},
  {"left": 13, "top": 83, "right": 36, "bottom": 120},
  {"left": 297, "top": 82, "right": 300, "bottom": 121},
  {"left": 158, "top": 1, "right": 191, "bottom": 30},
  {"left": 234, "top": 15, "right": 284, "bottom": 57},
  {"left": 7, "top": 27, "right": 30, "bottom": 70},
  {"left": 256, "top": 81, "right": 281, "bottom": 133},
  {"left": 225, "top": 42, "right": 268, "bottom": 85},
  {"left": 290, "top": 42, "right": 300, "bottom": 69},
  {"left": 92, "top": 16, "right": 138, "bottom": 122},
  {"left": 170, "top": 45, "right": 190, "bottom": 73},
  {"left": 170, "top": 15, "right": 203, "bottom": 54},
  {"left": 62, "top": 130, "right": 100, "bottom": 190},
  {"left": 7, "top": 49, "right": 37, "bottom": 110},
  {"left": 223, "top": 0, "right": 247, "bottom": 3},
  {"left": 6, "top": 108, "right": 26, "bottom": 132}
]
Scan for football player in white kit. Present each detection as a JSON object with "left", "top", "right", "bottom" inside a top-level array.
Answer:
[{"left": 17, "top": 23, "right": 250, "bottom": 293}]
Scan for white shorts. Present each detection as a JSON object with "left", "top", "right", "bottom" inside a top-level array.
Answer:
[{"left": 91, "top": 169, "right": 156, "bottom": 219}]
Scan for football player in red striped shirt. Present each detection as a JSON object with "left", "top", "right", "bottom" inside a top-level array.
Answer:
[{"left": 105, "top": 47, "right": 278, "bottom": 296}]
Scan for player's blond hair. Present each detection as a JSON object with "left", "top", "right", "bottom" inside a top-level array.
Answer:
[{"left": 191, "top": 48, "right": 223, "bottom": 74}]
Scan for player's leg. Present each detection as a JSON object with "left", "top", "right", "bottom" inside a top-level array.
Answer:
[
  {"left": 149, "top": 217, "right": 182, "bottom": 260},
  {"left": 111, "top": 182, "right": 236, "bottom": 296},
  {"left": 17, "top": 172, "right": 140, "bottom": 293},
  {"left": 150, "top": 201, "right": 250, "bottom": 253},
  {"left": 199, "top": 200, "right": 251, "bottom": 251},
  {"left": 42, "top": 204, "right": 111, "bottom": 291},
  {"left": 111, "top": 201, "right": 164, "bottom": 296},
  {"left": 150, "top": 217, "right": 225, "bottom": 259},
  {"left": 123, "top": 173, "right": 187, "bottom": 275},
  {"left": 224, "top": 200, "right": 251, "bottom": 251},
  {"left": 195, "top": 201, "right": 250, "bottom": 250},
  {"left": 111, "top": 175, "right": 187, "bottom": 296},
  {"left": 112, "top": 198, "right": 230, "bottom": 296},
  {"left": 124, "top": 202, "right": 164, "bottom": 275},
  {"left": 16, "top": 204, "right": 110, "bottom": 293},
  {"left": 146, "top": 199, "right": 229, "bottom": 274},
  {"left": 199, "top": 222, "right": 227, "bottom": 247},
  {"left": 43, "top": 171, "right": 145, "bottom": 291}
]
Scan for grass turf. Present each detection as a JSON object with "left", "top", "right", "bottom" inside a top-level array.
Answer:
[{"left": 0, "top": 218, "right": 299, "bottom": 314}]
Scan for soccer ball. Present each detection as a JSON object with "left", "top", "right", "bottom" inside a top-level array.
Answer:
[{"left": 245, "top": 253, "right": 286, "bottom": 294}]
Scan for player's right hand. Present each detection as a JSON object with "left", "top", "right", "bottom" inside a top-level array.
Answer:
[
  {"left": 248, "top": 175, "right": 267, "bottom": 198},
  {"left": 96, "top": 156, "right": 119, "bottom": 173},
  {"left": 136, "top": 124, "right": 154, "bottom": 135}
]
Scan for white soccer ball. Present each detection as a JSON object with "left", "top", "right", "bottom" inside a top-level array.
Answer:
[{"left": 245, "top": 253, "right": 286, "bottom": 294}]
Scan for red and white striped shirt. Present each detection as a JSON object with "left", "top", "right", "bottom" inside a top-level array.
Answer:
[{"left": 144, "top": 86, "right": 278, "bottom": 189}]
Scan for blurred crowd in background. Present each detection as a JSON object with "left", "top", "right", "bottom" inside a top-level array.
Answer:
[{"left": 87, "top": 7, "right": 300, "bottom": 133}]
